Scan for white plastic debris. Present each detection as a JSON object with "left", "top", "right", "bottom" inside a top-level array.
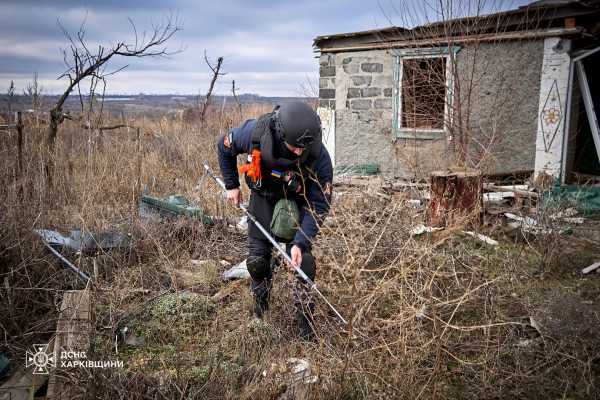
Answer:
[
  {"left": 190, "top": 260, "right": 210, "bottom": 266},
  {"left": 222, "top": 259, "right": 250, "bottom": 281},
  {"left": 463, "top": 231, "right": 499, "bottom": 246},
  {"left": 236, "top": 216, "right": 248, "bottom": 231},
  {"left": 415, "top": 304, "right": 427, "bottom": 319},
  {"left": 483, "top": 192, "right": 514, "bottom": 203},
  {"left": 262, "top": 358, "right": 318, "bottom": 400},
  {"left": 409, "top": 224, "right": 443, "bottom": 235},
  {"left": 514, "top": 337, "right": 542, "bottom": 348},
  {"left": 407, "top": 199, "right": 421, "bottom": 207},
  {"left": 505, "top": 213, "right": 560, "bottom": 234},
  {"left": 582, "top": 262, "right": 600, "bottom": 274}
]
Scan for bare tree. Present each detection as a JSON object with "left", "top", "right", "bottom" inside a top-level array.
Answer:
[
  {"left": 295, "top": 74, "right": 319, "bottom": 109},
  {"left": 231, "top": 79, "right": 243, "bottom": 120},
  {"left": 379, "top": 0, "right": 542, "bottom": 171},
  {"left": 200, "top": 53, "right": 225, "bottom": 124},
  {"left": 47, "top": 10, "right": 185, "bottom": 145}
]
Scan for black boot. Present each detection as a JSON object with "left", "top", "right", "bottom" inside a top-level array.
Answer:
[
  {"left": 296, "top": 304, "right": 315, "bottom": 342},
  {"left": 252, "top": 284, "right": 270, "bottom": 318}
]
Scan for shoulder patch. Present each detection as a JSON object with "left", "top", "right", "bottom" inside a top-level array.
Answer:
[
  {"left": 223, "top": 132, "right": 232, "bottom": 148},
  {"left": 325, "top": 181, "right": 332, "bottom": 196}
]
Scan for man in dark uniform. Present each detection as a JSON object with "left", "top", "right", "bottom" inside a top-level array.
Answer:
[{"left": 217, "top": 101, "right": 333, "bottom": 341}]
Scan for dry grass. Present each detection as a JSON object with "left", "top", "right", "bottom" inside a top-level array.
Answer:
[{"left": 1, "top": 96, "right": 600, "bottom": 399}]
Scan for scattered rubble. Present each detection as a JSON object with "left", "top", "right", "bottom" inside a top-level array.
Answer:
[{"left": 262, "top": 358, "right": 318, "bottom": 400}]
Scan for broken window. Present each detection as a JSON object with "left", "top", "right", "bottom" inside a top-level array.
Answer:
[
  {"left": 389, "top": 46, "right": 461, "bottom": 139},
  {"left": 401, "top": 57, "right": 446, "bottom": 130}
]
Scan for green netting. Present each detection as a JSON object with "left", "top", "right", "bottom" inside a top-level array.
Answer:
[{"left": 541, "top": 184, "right": 600, "bottom": 217}]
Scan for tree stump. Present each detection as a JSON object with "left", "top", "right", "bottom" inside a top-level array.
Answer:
[{"left": 429, "top": 168, "right": 483, "bottom": 227}]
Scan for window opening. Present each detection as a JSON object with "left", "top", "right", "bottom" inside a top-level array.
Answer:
[{"left": 401, "top": 57, "right": 446, "bottom": 130}]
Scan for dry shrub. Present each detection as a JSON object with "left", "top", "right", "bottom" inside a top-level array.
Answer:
[{"left": 1, "top": 94, "right": 599, "bottom": 399}]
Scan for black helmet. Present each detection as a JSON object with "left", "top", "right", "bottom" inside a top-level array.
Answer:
[{"left": 272, "top": 101, "right": 321, "bottom": 148}]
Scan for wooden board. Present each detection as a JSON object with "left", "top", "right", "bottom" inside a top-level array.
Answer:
[{"left": 47, "top": 290, "right": 91, "bottom": 400}]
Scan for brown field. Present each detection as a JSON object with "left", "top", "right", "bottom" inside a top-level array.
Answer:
[{"left": 1, "top": 94, "right": 599, "bottom": 399}]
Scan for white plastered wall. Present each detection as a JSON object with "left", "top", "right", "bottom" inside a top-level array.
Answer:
[
  {"left": 317, "top": 107, "right": 335, "bottom": 167},
  {"left": 534, "top": 37, "right": 572, "bottom": 179}
]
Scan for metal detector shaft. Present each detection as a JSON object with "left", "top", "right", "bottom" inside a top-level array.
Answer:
[{"left": 200, "top": 161, "right": 348, "bottom": 325}]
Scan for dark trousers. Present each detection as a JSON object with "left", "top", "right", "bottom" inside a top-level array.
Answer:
[{"left": 248, "top": 191, "right": 315, "bottom": 307}]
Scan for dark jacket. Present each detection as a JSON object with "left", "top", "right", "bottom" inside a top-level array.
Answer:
[{"left": 217, "top": 117, "right": 333, "bottom": 250}]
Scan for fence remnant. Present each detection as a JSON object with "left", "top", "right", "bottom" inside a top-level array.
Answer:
[{"left": 47, "top": 290, "right": 91, "bottom": 400}]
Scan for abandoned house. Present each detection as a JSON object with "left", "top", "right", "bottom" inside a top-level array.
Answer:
[{"left": 314, "top": 0, "right": 600, "bottom": 181}]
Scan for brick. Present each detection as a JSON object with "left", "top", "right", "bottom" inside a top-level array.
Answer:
[
  {"left": 374, "top": 98, "right": 392, "bottom": 109},
  {"left": 350, "top": 99, "right": 372, "bottom": 111},
  {"left": 384, "top": 88, "right": 393, "bottom": 97},
  {"left": 351, "top": 76, "right": 372, "bottom": 86},
  {"left": 319, "top": 89, "right": 335, "bottom": 99},
  {"left": 320, "top": 66, "right": 336, "bottom": 77},
  {"left": 347, "top": 88, "right": 360, "bottom": 99},
  {"left": 361, "top": 63, "right": 383, "bottom": 73},
  {"left": 343, "top": 65, "right": 359, "bottom": 74},
  {"left": 360, "top": 87, "right": 381, "bottom": 97}
]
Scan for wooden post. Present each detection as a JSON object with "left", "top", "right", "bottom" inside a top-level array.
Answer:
[
  {"left": 429, "top": 168, "right": 483, "bottom": 228},
  {"left": 17, "top": 111, "right": 23, "bottom": 177},
  {"left": 136, "top": 127, "right": 141, "bottom": 195}
]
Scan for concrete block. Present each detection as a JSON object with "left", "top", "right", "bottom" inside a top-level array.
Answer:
[
  {"left": 351, "top": 76, "right": 372, "bottom": 86},
  {"left": 360, "top": 87, "right": 381, "bottom": 97},
  {"left": 361, "top": 63, "right": 383, "bottom": 73},
  {"left": 347, "top": 88, "right": 360, "bottom": 99},
  {"left": 320, "top": 54, "right": 334, "bottom": 66},
  {"left": 350, "top": 99, "right": 372, "bottom": 111},
  {"left": 343, "top": 57, "right": 366, "bottom": 65},
  {"left": 319, "top": 89, "right": 335, "bottom": 99},
  {"left": 320, "top": 66, "right": 336, "bottom": 77},
  {"left": 374, "top": 98, "right": 392, "bottom": 109}
]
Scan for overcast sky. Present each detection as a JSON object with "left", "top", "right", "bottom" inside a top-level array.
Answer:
[{"left": 0, "top": 0, "right": 530, "bottom": 97}]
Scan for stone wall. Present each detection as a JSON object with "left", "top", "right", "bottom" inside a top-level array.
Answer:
[{"left": 319, "top": 40, "right": 545, "bottom": 177}]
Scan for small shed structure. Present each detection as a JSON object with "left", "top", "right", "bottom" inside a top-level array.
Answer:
[{"left": 314, "top": 0, "right": 600, "bottom": 181}]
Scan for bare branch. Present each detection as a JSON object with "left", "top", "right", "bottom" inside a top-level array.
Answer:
[{"left": 47, "top": 10, "right": 185, "bottom": 145}]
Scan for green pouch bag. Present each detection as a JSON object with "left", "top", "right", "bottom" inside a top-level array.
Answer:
[{"left": 270, "top": 199, "right": 300, "bottom": 240}]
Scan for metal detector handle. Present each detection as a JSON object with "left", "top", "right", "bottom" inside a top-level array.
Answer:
[{"left": 200, "top": 162, "right": 316, "bottom": 287}]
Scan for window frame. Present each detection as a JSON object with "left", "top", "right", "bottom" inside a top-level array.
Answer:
[{"left": 389, "top": 46, "right": 461, "bottom": 139}]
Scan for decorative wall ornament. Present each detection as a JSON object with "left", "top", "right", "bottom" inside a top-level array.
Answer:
[{"left": 540, "top": 80, "right": 563, "bottom": 152}]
